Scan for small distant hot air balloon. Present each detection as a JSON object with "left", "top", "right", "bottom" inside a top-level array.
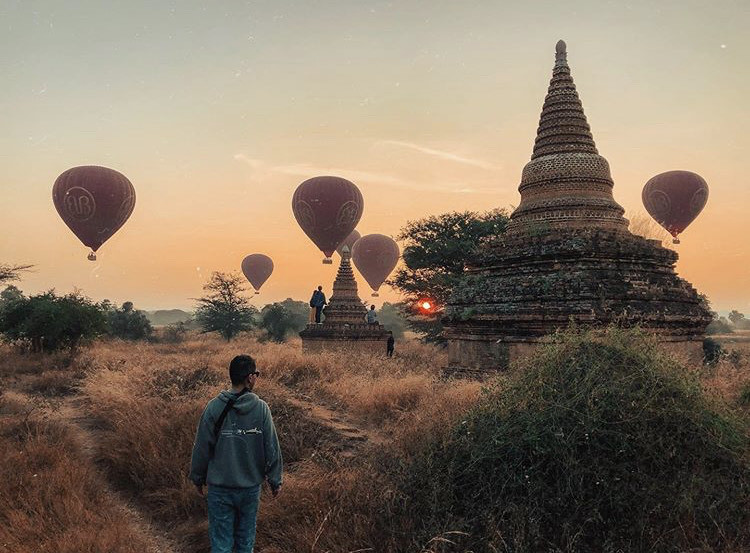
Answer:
[
  {"left": 642, "top": 170, "right": 708, "bottom": 244},
  {"left": 336, "top": 229, "right": 361, "bottom": 257},
  {"left": 292, "top": 176, "right": 364, "bottom": 264},
  {"left": 351, "top": 233, "right": 400, "bottom": 297},
  {"left": 52, "top": 166, "right": 136, "bottom": 261},
  {"left": 241, "top": 254, "right": 274, "bottom": 294}
]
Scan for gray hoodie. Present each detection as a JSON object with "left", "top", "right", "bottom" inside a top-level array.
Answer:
[{"left": 189, "top": 390, "right": 283, "bottom": 490}]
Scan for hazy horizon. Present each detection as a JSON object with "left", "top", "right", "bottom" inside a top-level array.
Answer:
[{"left": 2, "top": 1, "right": 749, "bottom": 313}]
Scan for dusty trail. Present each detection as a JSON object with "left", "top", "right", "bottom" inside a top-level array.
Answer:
[
  {"left": 283, "top": 394, "right": 389, "bottom": 454},
  {"left": 35, "top": 393, "right": 182, "bottom": 553}
]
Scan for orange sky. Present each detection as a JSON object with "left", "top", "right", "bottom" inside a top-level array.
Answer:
[{"left": 1, "top": 1, "right": 748, "bottom": 312}]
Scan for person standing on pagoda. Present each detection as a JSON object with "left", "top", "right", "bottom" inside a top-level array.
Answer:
[{"left": 310, "top": 285, "right": 327, "bottom": 324}]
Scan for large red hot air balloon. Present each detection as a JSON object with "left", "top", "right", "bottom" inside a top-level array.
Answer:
[
  {"left": 351, "top": 233, "right": 400, "bottom": 297},
  {"left": 241, "top": 254, "right": 273, "bottom": 294},
  {"left": 292, "top": 176, "right": 364, "bottom": 264},
  {"left": 336, "top": 229, "right": 361, "bottom": 257},
  {"left": 642, "top": 170, "right": 708, "bottom": 244},
  {"left": 52, "top": 166, "right": 136, "bottom": 260}
]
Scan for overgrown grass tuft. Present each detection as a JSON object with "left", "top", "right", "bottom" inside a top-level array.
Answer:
[{"left": 398, "top": 327, "right": 750, "bottom": 553}]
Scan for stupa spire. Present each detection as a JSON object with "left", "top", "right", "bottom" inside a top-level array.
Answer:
[
  {"left": 506, "top": 40, "right": 628, "bottom": 234},
  {"left": 320, "top": 246, "right": 367, "bottom": 325},
  {"left": 532, "top": 39, "right": 597, "bottom": 159}
]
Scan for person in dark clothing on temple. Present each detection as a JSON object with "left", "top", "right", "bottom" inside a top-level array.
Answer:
[{"left": 310, "top": 285, "right": 327, "bottom": 324}]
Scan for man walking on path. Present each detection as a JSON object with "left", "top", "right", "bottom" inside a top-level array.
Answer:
[
  {"left": 310, "top": 285, "right": 327, "bottom": 324},
  {"left": 387, "top": 335, "right": 395, "bottom": 357},
  {"left": 190, "top": 355, "right": 283, "bottom": 553}
]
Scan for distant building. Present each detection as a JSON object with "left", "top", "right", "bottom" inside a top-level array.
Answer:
[
  {"left": 443, "top": 40, "right": 711, "bottom": 373},
  {"left": 300, "top": 247, "right": 391, "bottom": 352}
]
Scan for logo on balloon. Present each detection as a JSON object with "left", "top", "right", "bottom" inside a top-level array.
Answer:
[
  {"left": 64, "top": 187, "right": 96, "bottom": 221},
  {"left": 645, "top": 190, "right": 671, "bottom": 221},
  {"left": 690, "top": 188, "right": 708, "bottom": 214},
  {"left": 294, "top": 200, "right": 316, "bottom": 231},
  {"left": 116, "top": 193, "right": 136, "bottom": 225},
  {"left": 336, "top": 201, "right": 360, "bottom": 228}
]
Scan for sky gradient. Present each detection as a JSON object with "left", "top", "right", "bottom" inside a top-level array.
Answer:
[{"left": 1, "top": 0, "right": 748, "bottom": 312}]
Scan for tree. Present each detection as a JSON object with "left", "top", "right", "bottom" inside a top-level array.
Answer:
[
  {"left": 194, "top": 272, "right": 257, "bottom": 341},
  {"left": 0, "top": 264, "right": 32, "bottom": 285},
  {"left": 259, "top": 299, "right": 309, "bottom": 342},
  {"left": 378, "top": 302, "right": 408, "bottom": 340},
  {"left": 105, "top": 301, "right": 153, "bottom": 341},
  {"left": 728, "top": 310, "right": 746, "bottom": 326},
  {"left": 389, "top": 209, "right": 509, "bottom": 341},
  {"left": 0, "top": 290, "right": 107, "bottom": 352},
  {"left": 0, "top": 285, "right": 24, "bottom": 306}
]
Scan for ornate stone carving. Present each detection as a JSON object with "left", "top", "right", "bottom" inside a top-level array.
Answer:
[{"left": 443, "top": 41, "right": 711, "bottom": 372}]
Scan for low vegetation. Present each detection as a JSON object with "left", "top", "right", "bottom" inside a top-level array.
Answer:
[
  {"left": 398, "top": 328, "right": 750, "bottom": 552},
  {"left": 1, "top": 328, "right": 748, "bottom": 552}
]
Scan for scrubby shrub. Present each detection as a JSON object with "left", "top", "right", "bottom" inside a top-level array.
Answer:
[
  {"left": 105, "top": 301, "right": 153, "bottom": 341},
  {"left": 703, "top": 337, "right": 724, "bottom": 366},
  {"left": 159, "top": 321, "right": 190, "bottom": 344},
  {"left": 259, "top": 299, "right": 308, "bottom": 342},
  {"left": 0, "top": 290, "right": 106, "bottom": 352},
  {"left": 397, "top": 328, "right": 750, "bottom": 553}
]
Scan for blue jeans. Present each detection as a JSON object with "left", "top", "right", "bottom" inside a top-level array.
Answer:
[{"left": 207, "top": 485, "right": 261, "bottom": 553}]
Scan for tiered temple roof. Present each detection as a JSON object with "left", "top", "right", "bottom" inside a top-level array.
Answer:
[
  {"left": 300, "top": 247, "right": 391, "bottom": 352},
  {"left": 443, "top": 41, "right": 711, "bottom": 372}
]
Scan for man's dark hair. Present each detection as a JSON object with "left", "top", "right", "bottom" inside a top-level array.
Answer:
[
  {"left": 370, "top": 304, "right": 375, "bottom": 309},
  {"left": 317, "top": 285, "right": 322, "bottom": 291},
  {"left": 229, "top": 354, "right": 256, "bottom": 385}
]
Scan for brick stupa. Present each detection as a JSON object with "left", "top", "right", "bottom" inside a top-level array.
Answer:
[
  {"left": 300, "top": 246, "right": 392, "bottom": 352},
  {"left": 443, "top": 40, "right": 711, "bottom": 372}
]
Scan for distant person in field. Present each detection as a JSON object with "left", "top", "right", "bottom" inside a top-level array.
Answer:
[
  {"left": 189, "top": 354, "right": 283, "bottom": 553},
  {"left": 310, "top": 285, "right": 327, "bottom": 324},
  {"left": 366, "top": 304, "right": 378, "bottom": 324},
  {"left": 387, "top": 335, "right": 395, "bottom": 357}
]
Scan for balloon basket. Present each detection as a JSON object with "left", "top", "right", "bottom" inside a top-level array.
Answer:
[
  {"left": 87, "top": 252, "right": 97, "bottom": 261},
  {"left": 371, "top": 292, "right": 379, "bottom": 297},
  {"left": 254, "top": 291, "right": 260, "bottom": 295},
  {"left": 322, "top": 258, "right": 333, "bottom": 265},
  {"left": 672, "top": 238, "right": 681, "bottom": 245}
]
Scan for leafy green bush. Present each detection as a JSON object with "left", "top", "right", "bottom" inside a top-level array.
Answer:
[
  {"left": 398, "top": 328, "right": 750, "bottom": 553},
  {"left": 259, "top": 299, "right": 309, "bottom": 342},
  {"left": 104, "top": 301, "right": 153, "bottom": 341},
  {"left": 0, "top": 290, "right": 106, "bottom": 352}
]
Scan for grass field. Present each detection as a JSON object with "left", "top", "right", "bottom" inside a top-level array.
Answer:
[{"left": 0, "top": 332, "right": 748, "bottom": 552}]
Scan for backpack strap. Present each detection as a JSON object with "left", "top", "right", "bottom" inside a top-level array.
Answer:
[{"left": 209, "top": 388, "right": 249, "bottom": 457}]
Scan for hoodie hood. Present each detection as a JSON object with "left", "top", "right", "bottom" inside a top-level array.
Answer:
[{"left": 218, "top": 389, "right": 260, "bottom": 414}]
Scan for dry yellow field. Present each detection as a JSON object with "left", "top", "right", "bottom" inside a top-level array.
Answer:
[{"left": 1, "top": 332, "right": 748, "bottom": 552}]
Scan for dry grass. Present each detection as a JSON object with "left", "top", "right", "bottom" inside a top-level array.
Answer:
[
  {"left": 703, "top": 339, "right": 750, "bottom": 414},
  {"left": 62, "top": 334, "right": 476, "bottom": 552},
  {"left": 3, "top": 330, "right": 745, "bottom": 552},
  {"left": 0, "top": 410, "right": 154, "bottom": 553}
]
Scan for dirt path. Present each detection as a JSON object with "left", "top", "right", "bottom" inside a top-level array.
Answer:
[
  {"left": 37, "top": 394, "right": 182, "bottom": 553},
  {"left": 284, "top": 394, "right": 388, "bottom": 454}
]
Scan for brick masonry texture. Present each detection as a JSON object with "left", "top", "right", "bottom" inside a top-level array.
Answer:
[{"left": 443, "top": 41, "right": 711, "bottom": 370}]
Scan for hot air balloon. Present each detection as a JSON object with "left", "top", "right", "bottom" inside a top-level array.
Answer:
[
  {"left": 52, "top": 166, "right": 136, "bottom": 261},
  {"left": 642, "top": 170, "right": 708, "bottom": 244},
  {"left": 351, "top": 233, "right": 400, "bottom": 297},
  {"left": 336, "top": 229, "right": 361, "bottom": 257},
  {"left": 241, "top": 254, "right": 274, "bottom": 294},
  {"left": 292, "top": 176, "right": 364, "bottom": 264}
]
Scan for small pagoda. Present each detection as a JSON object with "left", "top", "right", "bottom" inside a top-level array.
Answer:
[
  {"left": 443, "top": 40, "right": 711, "bottom": 372},
  {"left": 300, "top": 246, "right": 392, "bottom": 352}
]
